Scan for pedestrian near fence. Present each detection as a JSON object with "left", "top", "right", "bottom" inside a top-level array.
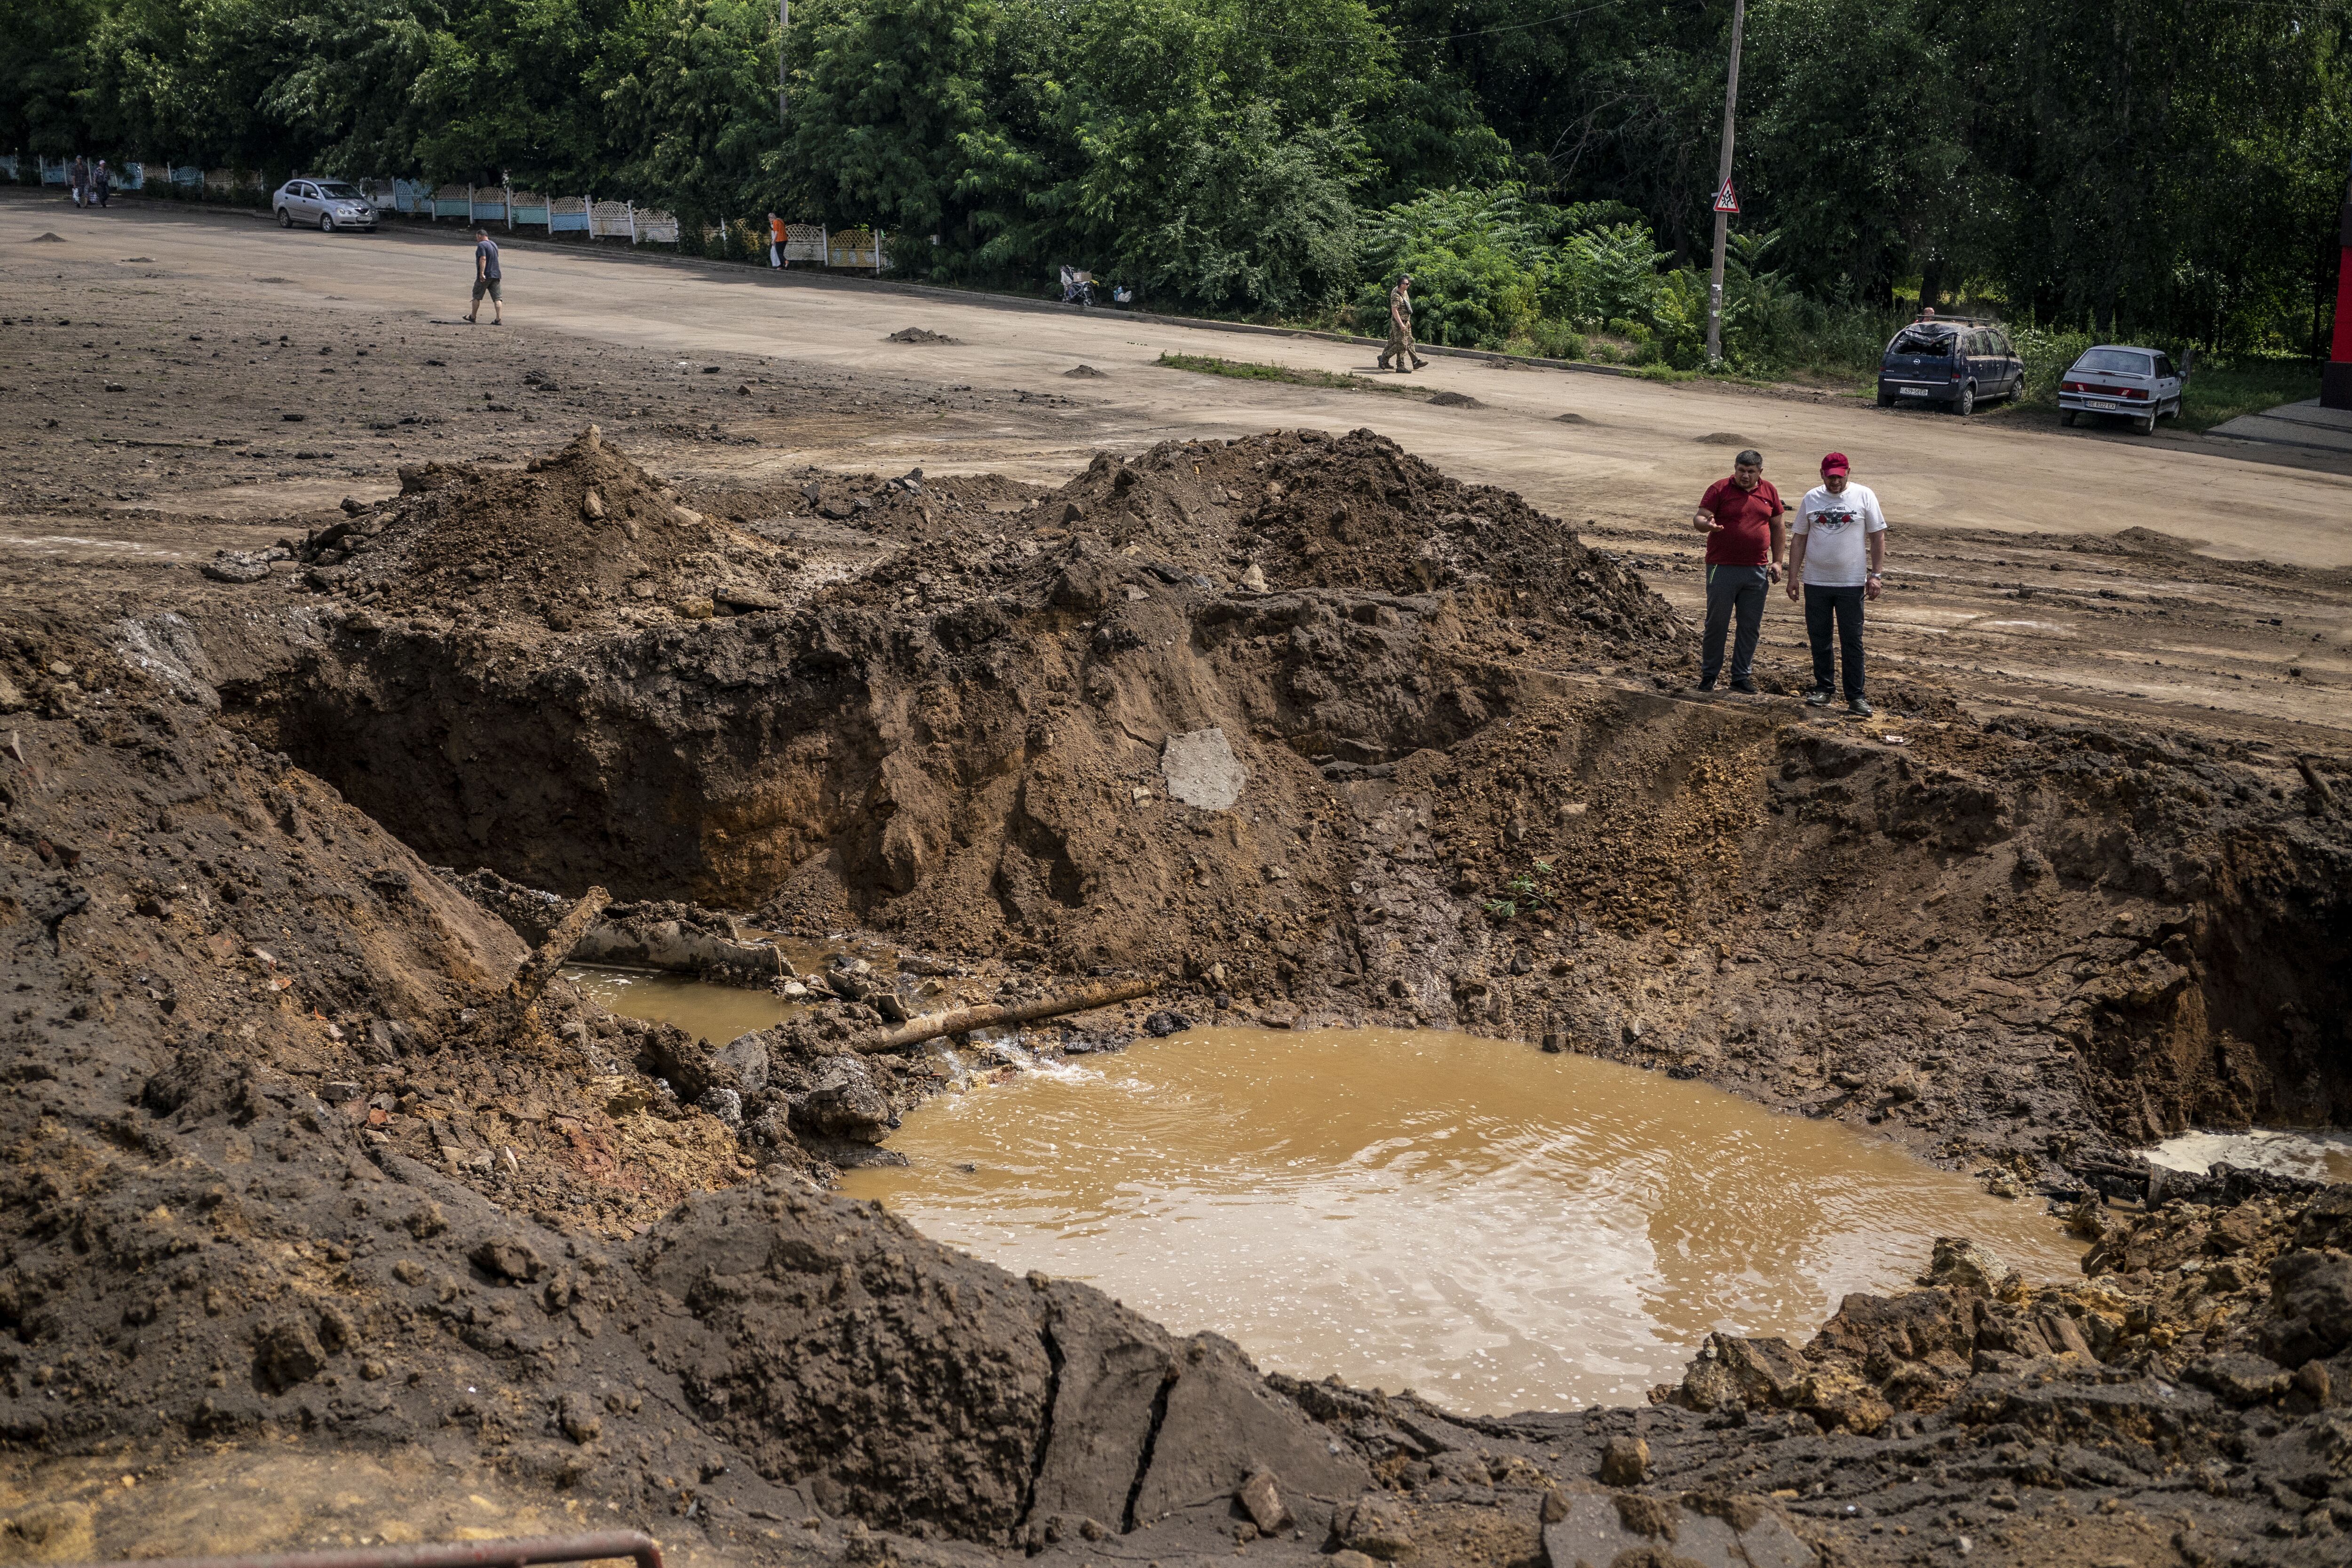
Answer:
[
  {"left": 1691, "top": 448, "right": 1784, "bottom": 693},
  {"left": 70, "top": 157, "right": 88, "bottom": 208},
  {"left": 1786, "top": 452, "right": 1887, "bottom": 716},
  {"left": 465, "top": 228, "right": 503, "bottom": 325},
  {"left": 768, "top": 212, "right": 786, "bottom": 268},
  {"left": 93, "top": 160, "right": 111, "bottom": 207}
]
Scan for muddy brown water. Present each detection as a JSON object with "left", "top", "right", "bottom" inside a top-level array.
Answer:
[
  {"left": 563, "top": 965, "right": 794, "bottom": 1040},
  {"left": 838, "top": 1026, "right": 2086, "bottom": 1416},
  {"left": 562, "top": 933, "right": 866, "bottom": 1039}
]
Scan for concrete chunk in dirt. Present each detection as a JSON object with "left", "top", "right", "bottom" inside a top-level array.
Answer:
[
  {"left": 200, "top": 552, "right": 273, "bottom": 584},
  {"left": 1161, "top": 726, "right": 1246, "bottom": 810},
  {"left": 1237, "top": 1467, "right": 1293, "bottom": 1532},
  {"left": 713, "top": 1030, "right": 770, "bottom": 1093}
]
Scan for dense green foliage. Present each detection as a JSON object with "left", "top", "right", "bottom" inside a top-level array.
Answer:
[{"left": 5, "top": 0, "right": 2345, "bottom": 365}]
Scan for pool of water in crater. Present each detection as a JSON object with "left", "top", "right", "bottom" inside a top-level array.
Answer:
[{"left": 836, "top": 1025, "right": 2085, "bottom": 1416}]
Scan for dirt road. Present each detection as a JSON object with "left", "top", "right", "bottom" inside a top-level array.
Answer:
[{"left": 4, "top": 191, "right": 2348, "bottom": 746}]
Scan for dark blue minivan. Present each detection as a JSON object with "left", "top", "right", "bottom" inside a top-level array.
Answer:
[{"left": 1876, "top": 319, "right": 2024, "bottom": 416}]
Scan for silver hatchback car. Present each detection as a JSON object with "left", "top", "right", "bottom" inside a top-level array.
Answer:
[
  {"left": 2059, "top": 345, "right": 2185, "bottom": 435},
  {"left": 272, "top": 177, "right": 377, "bottom": 233}
]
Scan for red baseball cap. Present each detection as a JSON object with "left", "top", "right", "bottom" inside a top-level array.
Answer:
[{"left": 1821, "top": 452, "right": 1851, "bottom": 475}]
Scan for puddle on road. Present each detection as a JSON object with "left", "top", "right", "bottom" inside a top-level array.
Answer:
[
  {"left": 840, "top": 1026, "right": 2085, "bottom": 1417},
  {"left": 2145, "top": 1128, "right": 2352, "bottom": 1184}
]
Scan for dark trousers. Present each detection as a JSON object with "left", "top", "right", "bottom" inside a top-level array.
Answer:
[
  {"left": 1699, "top": 565, "right": 1770, "bottom": 684},
  {"left": 1804, "top": 584, "right": 1867, "bottom": 698}
]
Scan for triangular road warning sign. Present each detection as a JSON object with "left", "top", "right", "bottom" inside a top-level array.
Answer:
[{"left": 1713, "top": 179, "right": 1740, "bottom": 214}]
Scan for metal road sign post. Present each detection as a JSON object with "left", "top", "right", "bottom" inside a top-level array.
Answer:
[{"left": 1704, "top": 0, "right": 1749, "bottom": 366}]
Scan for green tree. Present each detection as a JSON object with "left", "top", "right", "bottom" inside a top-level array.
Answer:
[
  {"left": 599, "top": 0, "right": 779, "bottom": 222},
  {"left": 781, "top": 0, "right": 993, "bottom": 239},
  {"left": 408, "top": 0, "right": 616, "bottom": 184},
  {"left": 81, "top": 0, "right": 309, "bottom": 167},
  {"left": 0, "top": 0, "right": 106, "bottom": 157},
  {"left": 262, "top": 0, "right": 447, "bottom": 176}
]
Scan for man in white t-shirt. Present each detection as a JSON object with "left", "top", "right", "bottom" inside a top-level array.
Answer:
[{"left": 1785, "top": 451, "right": 1887, "bottom": 716}]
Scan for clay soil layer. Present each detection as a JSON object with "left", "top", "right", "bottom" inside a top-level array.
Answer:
[{"left": 0, "top": 193, "right": 2350, "bottom": 1568}]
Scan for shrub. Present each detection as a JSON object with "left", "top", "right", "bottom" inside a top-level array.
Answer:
[{"left": 1359, "top": 185, "right": 1544, "bottom": 349}]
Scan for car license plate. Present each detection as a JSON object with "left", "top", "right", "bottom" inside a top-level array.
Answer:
[{"left": 1899, "top": 387, "right": 1929, "bottom": 397}]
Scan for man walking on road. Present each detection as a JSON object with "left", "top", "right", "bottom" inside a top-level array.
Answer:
[
  {"left": 1376, "top": 274, "right": 1428, "bottom": 373},
  {"left": 465, "top": 228, "right": 503, "bottom": 325},
  {"left": 1691, "top": 448, "right": 1784, "bottom": 693},
  {"left": 768, "top": 212, "right": 786, "bottom": 268},
  {"left": 69, "top": 157, "right": 88, "bottom": 209},
  {"left": 1787, "top": 452, "right": 1887, "bottom": 716}
]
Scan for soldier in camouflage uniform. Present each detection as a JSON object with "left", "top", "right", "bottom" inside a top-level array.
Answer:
[{"left": 1376, "top": 274, "right": 1428, "bottom": 372}]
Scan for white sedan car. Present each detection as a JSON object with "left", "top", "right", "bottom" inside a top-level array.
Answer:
[{"left": 2058, "top": 345, "right": 2185, "bottom": 435}]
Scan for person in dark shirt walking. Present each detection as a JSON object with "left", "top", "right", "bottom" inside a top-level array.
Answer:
[
  {"left": 1689, "top": 448, "right": 1785, "bottom": 693},
  {"left": 465, "top": 228, "right": 503, "bottom": 324}
]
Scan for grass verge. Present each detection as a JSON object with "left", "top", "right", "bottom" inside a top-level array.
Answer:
[
  {"left": 2172, "top": 358, "right": 2325, "bottom": 431},
  {"left": 1154, "top": 351, "right": 1412, "bottom": 394}
]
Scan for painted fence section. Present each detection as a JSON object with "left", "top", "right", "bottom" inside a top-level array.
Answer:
[
  {"left": 9, "top": 152, "right": 860, "bottom": 268},
  {"left": 827, "top": 228, "right": 888, "bottom": 270},
  {"left": 590, "top": 200, "right": 635, "bottom": 239}
]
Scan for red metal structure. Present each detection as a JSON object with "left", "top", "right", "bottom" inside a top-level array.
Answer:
[
  {"left": 2328, "top": 152, "right": 2352, "bottom": 411},
  {"left": 83, "top": 1531, "right": 664, "bottom": 1568}
]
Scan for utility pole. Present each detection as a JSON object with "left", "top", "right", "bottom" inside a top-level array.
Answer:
[
  {"left": 1704, "top": 0, "right": 1748, "bottom": 366},
  {"left": 779, "top": 0, "right": 790, "bottom": 120},
  {"left": 2325, "top": 146, "right": 2352, "bottom": 410}
]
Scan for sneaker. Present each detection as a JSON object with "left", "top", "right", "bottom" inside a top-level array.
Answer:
[
  {"left": 1804, "top": 688, "right": 1832, "bottom": 707},
  {"left": 1846, "top": 697, "right": 1874, "bottom": 717},
  {"left": 1729, "top": 677, "right": 1758, "bottom": 694},
  {"left": 1692, "top": 679, "right": 1718, "bottom": 694}
]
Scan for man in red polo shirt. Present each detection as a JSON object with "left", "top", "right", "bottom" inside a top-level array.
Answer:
[{"left": 1690, "top": 447, "right": 1785, "bottom": 693}]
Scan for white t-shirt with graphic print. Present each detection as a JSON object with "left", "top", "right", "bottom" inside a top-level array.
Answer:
[{"left": 1793, "top": 482, "right": 1887, "bottom": 588}]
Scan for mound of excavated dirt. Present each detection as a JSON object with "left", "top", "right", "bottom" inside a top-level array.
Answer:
[
  {"left": 846, "top": 426, "right": 1680, "bottom": 621},
  {"left": 886, "top": 326, "right": 958, "bottom": 343},
  {"left": 1694, "top": 432, "right": 1753, "bottom": 446},
  {"left": 286, "top": 427, "right": 803, "bottom": 629},
  {"left": 1065, "top": 364, "right": 1106, "bottom": 377},
  {"left": 1426, "top": 390, "right": 1482, "bottom": 407}
]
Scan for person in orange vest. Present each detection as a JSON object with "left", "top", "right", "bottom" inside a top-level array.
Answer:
[{"left": 768, "top": 212, "right": 786, "bottom": 269}]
